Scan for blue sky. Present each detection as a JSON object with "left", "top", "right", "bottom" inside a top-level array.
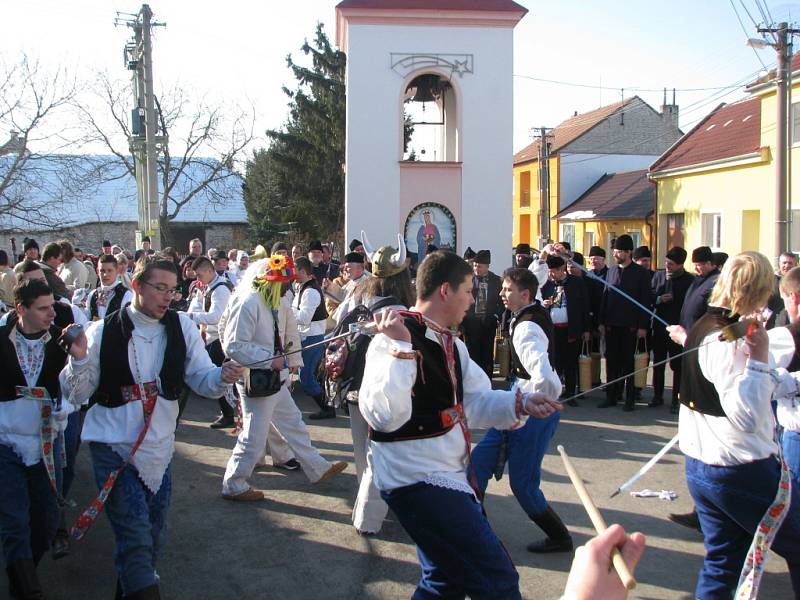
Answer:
[{"left": 2, "top": 0, "right": 798, "bottom": 154}]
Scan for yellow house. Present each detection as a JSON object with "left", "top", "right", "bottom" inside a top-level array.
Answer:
[
  {"left": 650, "top": 54, "right": 800, "bottom": 265},
  {"left": 513, "top": 96, "right": 682, "bottom": 254}
]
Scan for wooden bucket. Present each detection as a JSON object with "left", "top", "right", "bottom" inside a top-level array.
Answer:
[
  {"left": 578, "top": 340, "right": 592, "bottom": 392},
  {"left": 633, "top": 338, "right": 649, "bottom": 388}
]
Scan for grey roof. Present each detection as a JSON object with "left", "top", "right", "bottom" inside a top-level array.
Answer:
[
  {"left": 554, "top": 169, "right": 654, "bottom": 221},
  {"left": 0, "top": 154, "right": 246, "bottom": 232}
]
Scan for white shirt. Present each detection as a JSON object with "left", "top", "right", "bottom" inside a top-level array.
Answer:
[
  {"left": 359, "top": 324, "right": 522, "bottom": 495},
  {"left": 61, "top": 304, "right": 227, "bottom": 492},
  {"left": 679, "top": 326, "right": 794, "bottom": 466},
  {"left": 186, "top": 275, "right": 232, "bottom": 343},
  {"left": 292, "top": 282, "right": 326, "bottom": 339},
  {"left": 528, "top": 260, "right": 548, "bottom": 302},
  {"left": 510, "top": 316, "right": 562, "bottom": 399},
  {"left": 59, "top": 257, "right": 88, "bottom": 294}
]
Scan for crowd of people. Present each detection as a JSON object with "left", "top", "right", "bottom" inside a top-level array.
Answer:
[{"left": 0, "top": 227, "right": 798, "bottom": 599}]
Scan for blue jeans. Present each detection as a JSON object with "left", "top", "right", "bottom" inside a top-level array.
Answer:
[
  {"left": 783, "top": 430, "right": 800, "bottom": 490},
  {"left": 0, "top": 443, "right": 59, "bottom": 565},
  {"left": 299, "top": 334, "right": 324, "bottom": 397},
  {"left": 686, "top": 455, "right": 800, "bottom": 599},
  {"left": 90, "top": 442, "right": 172, "bottom": 595},
  {"left": 381, "top": 482, "right": 520, "bottom": 599},
  {"left": 471, "top": 412, "right": 560, "bottom": 518},
  {"left": 60, "top": 410, "right": 83, "bottom": 498}
]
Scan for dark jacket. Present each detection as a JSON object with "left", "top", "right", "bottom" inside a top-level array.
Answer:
[
  {"left": 600, "top": 262, "right": 653, "bottom": 330},
  {"left": 679, "top": 268, "right": 720, "bottom": 331},
  {"left": 39, "top": 262, "right": 69, "bottom": 300},
  {"left": 541, "top": 274, "right": 591, "bottom": 340},
  {"left": 466, "top": 271, "right": 503, "bottom": 322},
  {"left": 651, "top": 269, "right": 695, "bottom": 326},
  {"left": 585, "top": 266, "right": 608, "bottom": 328}
]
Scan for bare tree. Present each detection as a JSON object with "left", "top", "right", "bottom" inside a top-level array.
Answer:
[
  {"left": 0, "top": 54, "right": 86, "bottom": 230},
  {"left": 74, "top": 72, "right": 256, "bottom": 244}
]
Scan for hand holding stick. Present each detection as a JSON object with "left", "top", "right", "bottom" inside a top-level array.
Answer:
[{"left": 557, "top": 445, "right": 637, "bottom": 591}]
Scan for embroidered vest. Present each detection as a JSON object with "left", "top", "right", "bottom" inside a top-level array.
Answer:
[
  {"left": 509, "top": 303, "right": 555, "bottom": 380},
  {"left": 298, "top": 279, "right": 328, "bottom": 322},
  {"left": 0, "top": 313, "right": 67, "bottom": 402},
  {"left": 90, "top": 282, "right": 128, "bottom": 321},
  {"left": 679, "top": 307, "right": 737, "bottom": 417},
  {"left": 371, "top": 315, "right": 464, "bottom": 442},
  {"left": 204, "top": 279, "right": 234, "bottom": 312},
  {"left": 90, "top": 308, "right": 187, "bottom": 408}
]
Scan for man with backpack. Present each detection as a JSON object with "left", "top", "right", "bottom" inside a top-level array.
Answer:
[
  {"left": 186, "top": 256, "right": 235, "bottom": 429},
  {"left": 293, "top": 257, "right": 331, "bottom": 419}
]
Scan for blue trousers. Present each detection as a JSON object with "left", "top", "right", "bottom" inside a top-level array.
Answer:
[
  {"left": 90, "top": 442, "right": 172, "bottom": 595},
  {"left": 471, "top": 412, "right": 560, "bottom": 519},
  {"left": 381, "top": 482, "right": 520, "bottom": 599},
  {"left": 60, "top": 410, "right": 83, "bottom": 498},
  {"left": 0, "top": 443, "right": 59, "bottom": 565},
  {"left": 299, "top": 334, "right": 324, "bottom": 397},
  {"left": 783, "top": 430, "right": 800, "bottom": 490},
  {"left": 686, "top": 455, "right": 800, "bottom": 599}
]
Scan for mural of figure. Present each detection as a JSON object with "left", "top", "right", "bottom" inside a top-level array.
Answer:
[{"left": 416, "top": 209, "right": 441, "bottom": 263}]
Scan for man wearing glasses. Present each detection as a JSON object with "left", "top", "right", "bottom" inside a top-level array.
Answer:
[{"left": 61, "top": 257, "right": 243, "bottom": 599}]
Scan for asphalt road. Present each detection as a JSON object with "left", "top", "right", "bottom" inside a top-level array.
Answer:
[{"left": 4, "top": 384, "right": 793, "bottom": 599}]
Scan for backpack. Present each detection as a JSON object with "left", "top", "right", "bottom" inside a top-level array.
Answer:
[{"left": 322, "top": 296, "right": 400, "bottom": 406}]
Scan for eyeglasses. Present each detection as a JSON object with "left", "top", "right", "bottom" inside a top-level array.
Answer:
[{"left": 141, "top": 280, "right": 179, "bottom": 297}]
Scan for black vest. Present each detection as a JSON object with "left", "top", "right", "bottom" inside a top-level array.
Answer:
[
  {"left": 53, "top": 301, "right": 75, "bottom": 328},
  {"left": 679, "top": 307, "right": 737, "bottom": 417},
  {"left": 298, "top": 279, "right": 328, "bottom": 322},
  {"left": 371, "top": 315, "right": 464, "bottom": 442},
  {"left": 90, "top": 283, "right": 128, "bottom": 321},
  {"left": 204, "top": 279, "right": 234, "bottom": 312},
  {"left": 509, "top": 303, "right": 555, "bottom": 380},
  {"left": 0, "top": 314, "right": 68, "bottom": 402},
  {"left": 90, "top": 308, "right": 187, "bottom": 408}
]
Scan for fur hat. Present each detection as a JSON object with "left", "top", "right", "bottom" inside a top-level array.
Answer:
[
  {"left": 588, "top": 245, "right": 605, "bottom": 258},
  {"left": 692, "top": 246, "right": 713, "bottom": 263},
  {"left": 463, "top": 246, "right": 477, "bottom": 260},
  {"left": 632, "top": 246, "right": 652, "bottom": 260},
  {"left": 665, "top": 246, "right": 687, "bottom": 264},
  {"left": 474, "top": 250, "right": 491, "bottom": 265},
  {"left": 613, "top": 235, "right": 634, "bottom": 252},
  {"left": 309, "top": 240, "right": 323, "bottom": 253},
  {"left": 344, "top": 252, "right": 364, "bottom": 264},
  {"left": 514, "top": 243, "right": 531, "bottom": 255},
  {"left": 547, "top": 255, "right": 566, "bottom": 269}
]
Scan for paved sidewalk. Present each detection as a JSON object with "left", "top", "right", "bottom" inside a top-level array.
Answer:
[{"left": 2, "top": 388, "right": 793, "bottom": 599}]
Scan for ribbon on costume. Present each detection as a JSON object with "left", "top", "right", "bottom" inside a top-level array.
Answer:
[{"left": 15, "top": 386, "right": 64, "bottom": 502}]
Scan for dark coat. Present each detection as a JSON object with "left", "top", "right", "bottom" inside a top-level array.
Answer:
[
  {"left": 466, "top": 271, "right": 503, "bottom": 322},
  {"left": 651, "top": 269, "right": 695, "bottom": 326},
  {"left": 679, "top": 268, "right": 720, "bottom": 331},
  {"left": 600, "top": 262, "right": 653, "bottom": 330},
  {"left": 585, "top": 265, "right": 608, "bottom": 328},
  {"left": 541, "top": 274, "right": 591, "bottom": 340}
]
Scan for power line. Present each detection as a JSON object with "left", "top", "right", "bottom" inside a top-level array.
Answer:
[
  {"left": 730, "top": 0, "right": 769, "bottom": 68},
  {"left": 512, "top": 73, "right": 747, "bottom": 93}
]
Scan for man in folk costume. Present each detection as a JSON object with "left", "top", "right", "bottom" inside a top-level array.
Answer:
[
  {"left": 0, "top": 279, "right": 86, "bottom": 599},
  {"left": 471, "top": 268, "right": 573, "bottom": 555},
  {"left": 60, "top": 258, "right": 243, "bottom": 600},
  {"left": 462, "top": 249, "right": 504, "bottom": 377},
  {"left": 221, "top": 255, "right": 346, "bottom": 501},
  {"left": 186, "top": 256, "right": 236, "bottom": 430},
  {"left": 86, "top": 254, "right": 133, "bottom": 322},
  {"left": 669, "top": 252, "right": 800, "bottom": 599},
  {"left": 359, "top": 251, "right": 562, "bottom": 598}
]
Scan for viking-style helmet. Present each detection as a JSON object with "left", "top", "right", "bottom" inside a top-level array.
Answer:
[{"left": 360, "top": 230, "right": 407, "bottom": 278}]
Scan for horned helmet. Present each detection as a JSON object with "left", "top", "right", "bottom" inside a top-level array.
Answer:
[{"left": 360, "top": 230, "right": 408, "bottom": 278}]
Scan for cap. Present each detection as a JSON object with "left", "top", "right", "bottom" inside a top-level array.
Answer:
[
  {"left": 514, "top": 243, "right": 531, "bottom": 255},
  {"left": 344, "top": 252, "right": 365, "bottom": 264},
  {"left": 309, "top": 240, "right": 323, "bottom": 253},
  {"left": 474, "top": 250, "right": 491, "bottom": 265},
  {"left": 588, "top": 245, "right": 606, "bottom": 258},
  {"left": 613, "top": 235, "right": 634, "bottom": 252},
  {"left": 665, "top": 246, "right": 687, "bottom": 264},
  {"left": 463, "top": 246, "right": 476, "bottom": 260},
  {"left": 633, "top": 246, "right": 652, "bottom": 260},
  {"left": 547, "top": 255, "right": 566, "bottom": 269},
  {"left": 692, "top": 246, "right": 713, "bottom": 263}
]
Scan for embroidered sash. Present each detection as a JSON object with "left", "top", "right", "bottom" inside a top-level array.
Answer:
[{"left": 15, "top": 386, "right": 64, "bottom": 501}]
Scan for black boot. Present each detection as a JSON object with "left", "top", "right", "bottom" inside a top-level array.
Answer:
[
  {"left": 668, "top": 509, "right": 701, "bottom": 532},
  {"left": 670, "top": 398, "right": 680, "bottom": 414},
  {"left": 309, "top": 395, "right": 335, "bottom": 420},
  {"left": 527, "top": 506, "right": 573, "bottom": 553},
  {"left": 6, "top": 559, "right": 45, "bottom": 599},
  {"left": 124, "top": 584, "right": 161, "bottom": 600},
  {"left": 115, "top": 578, "right": 124, "bottom": 600}
]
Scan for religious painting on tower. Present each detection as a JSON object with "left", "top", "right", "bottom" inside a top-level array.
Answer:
[{"left": 404, "top": 202, "right": 457, "bottom": 265}]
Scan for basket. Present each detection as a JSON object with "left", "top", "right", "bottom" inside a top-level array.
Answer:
[
  {"left": 633, "top": 337, "right": 649, "bottom": 388},
  {"left": 578, "top": 340, "right": 592, "bottom": 392}
]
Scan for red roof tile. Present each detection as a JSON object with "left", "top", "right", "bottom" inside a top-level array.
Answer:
[
  {"left": 649, "top": 97, "right": 761, "bottom": 173},
  {"left": 336, "top": 0, "right": 527, "bottom": 11},
  {"left": 746, "top": 51, "right": 800, "bottom": 89},
  {"left": 513, "top": 97, "right": 637, "bottom": 165},
  {"left": 554, "top": 170, "right": 654, "bottom": 221}
]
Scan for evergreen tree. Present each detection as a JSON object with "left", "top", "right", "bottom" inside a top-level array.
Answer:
[{"left": 245, "top": 24, "right": 345, "bottom": 245}]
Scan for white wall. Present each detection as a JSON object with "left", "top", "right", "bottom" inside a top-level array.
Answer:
[
  {"left": 559, "top": 153, "right": 659, "bottom": 210},
  {"left": 344, "top": 22, "right": 514, "bottom": 265}
]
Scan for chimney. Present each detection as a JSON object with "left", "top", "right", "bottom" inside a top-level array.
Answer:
[{"left": 660, "top": 88, "right": 679, "bottom": 130}]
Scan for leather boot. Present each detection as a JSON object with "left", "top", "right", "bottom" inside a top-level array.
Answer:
[
  {"left": 6, "top": 559, "right": 45, "bottom": 599},
  {"left": 124, "top": 584, "right": 161, "bottom": 600},
  {"left": 309, "top": 395, "right": 335, "bottom": 420},
  {"left": 527, "top": 506, "right": 573, "bottom": 553}
]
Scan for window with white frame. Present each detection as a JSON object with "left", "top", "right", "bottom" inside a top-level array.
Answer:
[
  {"left": 701, "top": 212, "right": 722, "bottom": 250},
  {"left": 584, "top": 231, "right": 595, "bottom": 254},
  {"left": 560, "top": 223, "right": 575, "bottom": 250},
  {"left": 627, "top": 230, "right": 642, "bottom": 249}
]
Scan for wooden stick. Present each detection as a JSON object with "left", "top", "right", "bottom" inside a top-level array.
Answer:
[{"left": 557, "top": 444, "right": 637, "bottom": 591}]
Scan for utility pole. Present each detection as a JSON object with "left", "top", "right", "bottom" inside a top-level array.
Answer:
[
  {"left": 537, "top": 126, "right": 554, "bottom": 248},
  {"left": 117, "top": 5, "right": 166, "bottom": 250},
  {"left": 755, "top": 22, "right": 800, "bottom": 258}
]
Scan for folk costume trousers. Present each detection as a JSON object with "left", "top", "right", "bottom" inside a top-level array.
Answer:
[
  {"left": 0, "top": 443, "right": 59, "bottom": 566},
  {"left": 604, "top": 325, "right": 637, "bottom": 403},
  {"left": 89, "top": 442, "right": 172, "bottom": 596},
  {"left": 552, "top": 327, "right": 579, "bottom": 398},
  {"left": 471, "top": 412, "right": 561, "bottom": 519},
  {"left": 222, "top": 383, "right": 330, "bottom": 495},
  {"left": 462, "top": 315, "right": 497, "bottom": 378},
  {"left": 686, "top": 455, "right": 800, "bottom": 599},
  {"left": 652, "top": 325, "right": 682, "bottom": 403},
  {"left": 349, "top": 400, "right": 389, "bottom": 534},
  {"left": 381, "top": 482, "right": 520, "bottom": 600}
]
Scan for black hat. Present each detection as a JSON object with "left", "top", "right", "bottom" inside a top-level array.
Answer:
[
  {"left": 349, "top": 239, "right": 363, "bottom": 252},
  {"left": 309, "top": 240, "right": 323, "bottom": 253},
  {"left": 213, "top": 249, "right": 228, "bottom": 261},
  {"left": 142, "top": 236, "right": 151, "bottom": 243},
  {"left": 546, "top": 255, "right": 566, "bottom": 269},
  {"left": 571, "top": 251, "right": 585, "bottom": 266},
  {"left": 613, "top": 235, "right": 634, "bottom": 252},
  {"left": 474, "top": 250, "right": 491, "bottom": 265},
  {"left": 632, "top": 246, "right": 652, "bottom": 260},
  {"left": 102, "top": 240, "right": 112, "bottom": 248},
  {"left": 559, "top": 241, "right": 572, "bottom": 252},
  {"left": 692, "top": 246, "right": 713, "bottom": 263},
  {"left": 665, "top": 246, "right": 687, "bottom": 264},
  {"left": 588, "top": 245, "right": 606, "bottom": 258},
  {"left": 23, "top": 238, "right": 39, "bottom": 252},
  {"left": 711, "top": 252, "right": 729, "bottom": 268},
  {"left": 515, "top": 243, "right": 531, "bottom": 255},
  {"left": 344, "top": 252, "right": 364, "bottom": 264},
  {"left": 271, "top": 241, "right": 289, "bottom": 254},
  {"left": 463, "top": 246, "right": 476, "bottom": 260}
]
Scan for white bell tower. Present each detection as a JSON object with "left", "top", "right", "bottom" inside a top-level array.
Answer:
[{"left": 336, "top": 0, "right": 527, "bottom": 264}]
